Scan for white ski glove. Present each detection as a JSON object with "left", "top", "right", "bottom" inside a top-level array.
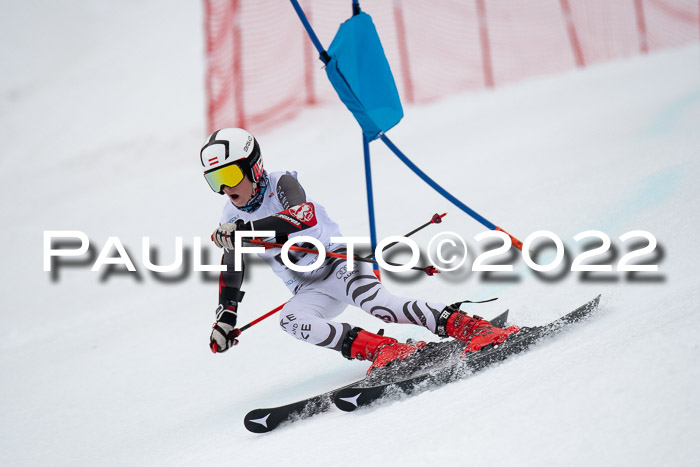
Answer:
[
  {"left": 209, "top": 304, "right": 241, "bottom": 353},
  {"left": 212, "top": 222, "right": 239, "bottom": 249}
]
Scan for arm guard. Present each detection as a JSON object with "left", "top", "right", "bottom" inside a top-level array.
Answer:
[{"left": 219, "top": 249, "right": 245, "bottom": 307}]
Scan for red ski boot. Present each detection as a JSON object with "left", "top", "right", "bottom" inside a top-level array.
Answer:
[
  {"left": 437, "top": 307, "right": 519, "bottom": 353},
  {"left": 341, "top": 328, "right": 426, "bottom": 374}
]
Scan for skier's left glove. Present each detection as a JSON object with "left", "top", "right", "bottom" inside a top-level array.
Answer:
[
  {"left": 209, "top": 304, "right": 241, "bottom": 353},
  {"left": 211, "top": 220, "right": 246, "bottom": 249}
]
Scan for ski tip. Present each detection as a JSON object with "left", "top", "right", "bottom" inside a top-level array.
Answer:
[
  {"left": 244, "top": 409, "right": 277, "bottom": 434},
  {"left": 557, "top": 294, "right": 603, "bottom": 328},
  {"left": 489, "top": 309, "right": 509, "bottom": 328},
  {"left": 334, "top": 389, "right": 364, "bottom": 412}
]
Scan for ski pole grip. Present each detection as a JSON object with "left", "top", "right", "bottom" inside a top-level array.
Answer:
[{"left": 431, "top": 213, "right": 446, "bottom": 224}]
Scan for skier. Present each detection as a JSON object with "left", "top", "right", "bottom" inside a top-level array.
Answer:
[{"left": 202, "top": 128, "right": 518, "bottom": 372}]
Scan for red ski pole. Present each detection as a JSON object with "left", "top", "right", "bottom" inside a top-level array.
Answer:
[
  {"left": 362, "top": 212, "right": 446, "bottom": 260},
  {"left": 238, "top": 303, "right": 285, "bottom": 333},
  {"left": 210, "top": 303, "right": 287, "bottom": 352},
  {"left": 245, "top": 239, "right": 439, "bottom": 275}
]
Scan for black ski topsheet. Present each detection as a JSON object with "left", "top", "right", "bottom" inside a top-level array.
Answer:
[
  {"left": 489, "top": 309, "right": 509, "bottom": 328},
  {"left": 242, "top": 300, "right": 597, "bottom": 433},
  {"left": 334, "top": 295, "right": 601, "bottom": 412},
  {"left": 243, "top": 309, "right": 512, "bottom": 433},
  {"left": 243, "top": 310, "right": 508, "bottom": 433},
  {"left": 243, "top": 378, "right": 364, "bottom": 433}
]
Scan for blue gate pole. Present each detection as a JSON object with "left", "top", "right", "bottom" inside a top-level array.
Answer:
[
  {"left": 290, "top": 0, "right": 330, "bottom": 64},
  {"left": 380, "top": 134, "right": 495, "bottom": 229},
  {"left": 380, "top": 134, "right": 524, "bottom": 250},
  {"left": 362, "top": 133, "right": 380, "bottom": 275}
]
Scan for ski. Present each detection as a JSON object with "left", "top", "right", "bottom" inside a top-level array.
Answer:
[
  {"left": 243, "top": 378, "right": 364, "bottom": 433},
  {"left": 489, "top": 309, "right": 509, "bottom": 328},
  {"left": 243, "top": 309, "right": 511, "bottom": 433},
  {"left": 334, "top": 295, "right": 601, "bottom": 412}
]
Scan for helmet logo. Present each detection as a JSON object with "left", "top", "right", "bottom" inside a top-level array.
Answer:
[
  {"left": 208, "top": 157, "right": 219, "bottom": 166},
  {"left": 243, "top": 135, "right": 252, "bottom": 153},
  {"left": 252, "top": 158, "right": 264, "bottom": 180}
]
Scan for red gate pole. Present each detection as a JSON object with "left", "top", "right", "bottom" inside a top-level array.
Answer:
[
  {"left": 476, "top": 0, "right": 494, "bottom": 88},
  {"left": 393, "top": 0, "right": 415, "bottom": 104},
  {"left": 560, "top": 0, "right": 585, "bottom": 68},
  {"left": 232, "top": 0, "right": 246, "bottom": 127},
  {"left": 303, "top": 1, "right": 316, "bottom": 105},
  {"left": 634, "top": 0, "right": 649, "bottom": 54}
]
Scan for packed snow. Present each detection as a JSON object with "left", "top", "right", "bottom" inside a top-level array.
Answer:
[{"left": 1, "top": 1, "right": 699, "bottom": 466}]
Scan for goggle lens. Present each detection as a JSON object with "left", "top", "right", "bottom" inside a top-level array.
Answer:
[{"left": 204, "top": 162, "right": 245, "bottom": 193}]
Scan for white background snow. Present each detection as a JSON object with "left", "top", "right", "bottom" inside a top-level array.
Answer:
[{"left": 1, "top": 1, "right": 699, "bottom": 466}]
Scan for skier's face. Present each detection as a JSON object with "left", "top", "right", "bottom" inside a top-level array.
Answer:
[{"left": 222, "top": 176, "right": 255, "bottom": 207}]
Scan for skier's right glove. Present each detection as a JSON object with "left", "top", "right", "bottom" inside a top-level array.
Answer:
[
  {"left": 212, "top": 220, "right": 247, "bottom": 250},
  {"left": 209, "top": 304, "right": 241, "bottom": 353}
]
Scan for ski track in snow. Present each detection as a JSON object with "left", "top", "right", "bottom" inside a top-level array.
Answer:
[{"left": 1, "top": 2, "right": 699, "bottom": 466}]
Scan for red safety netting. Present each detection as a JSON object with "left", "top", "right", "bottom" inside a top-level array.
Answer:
[{"left": 203, "top": 0, "right": 699, "bottom": 134}]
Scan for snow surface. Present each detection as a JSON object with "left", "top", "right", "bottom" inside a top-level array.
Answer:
[{"left": 1, "top": 2, "right": 700, "bottom": 466}]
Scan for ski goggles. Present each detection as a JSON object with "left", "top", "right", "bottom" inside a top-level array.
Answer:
[
  {"left": 203, "top": 160, "right": 246, "bottom": 193},
  {"left": 201, "top": 139, "right": 247, "bottom": 193}
]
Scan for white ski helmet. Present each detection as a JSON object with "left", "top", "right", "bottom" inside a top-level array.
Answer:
[{"left": 200, "top": 128, "right": 264, "bottom": 193}]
